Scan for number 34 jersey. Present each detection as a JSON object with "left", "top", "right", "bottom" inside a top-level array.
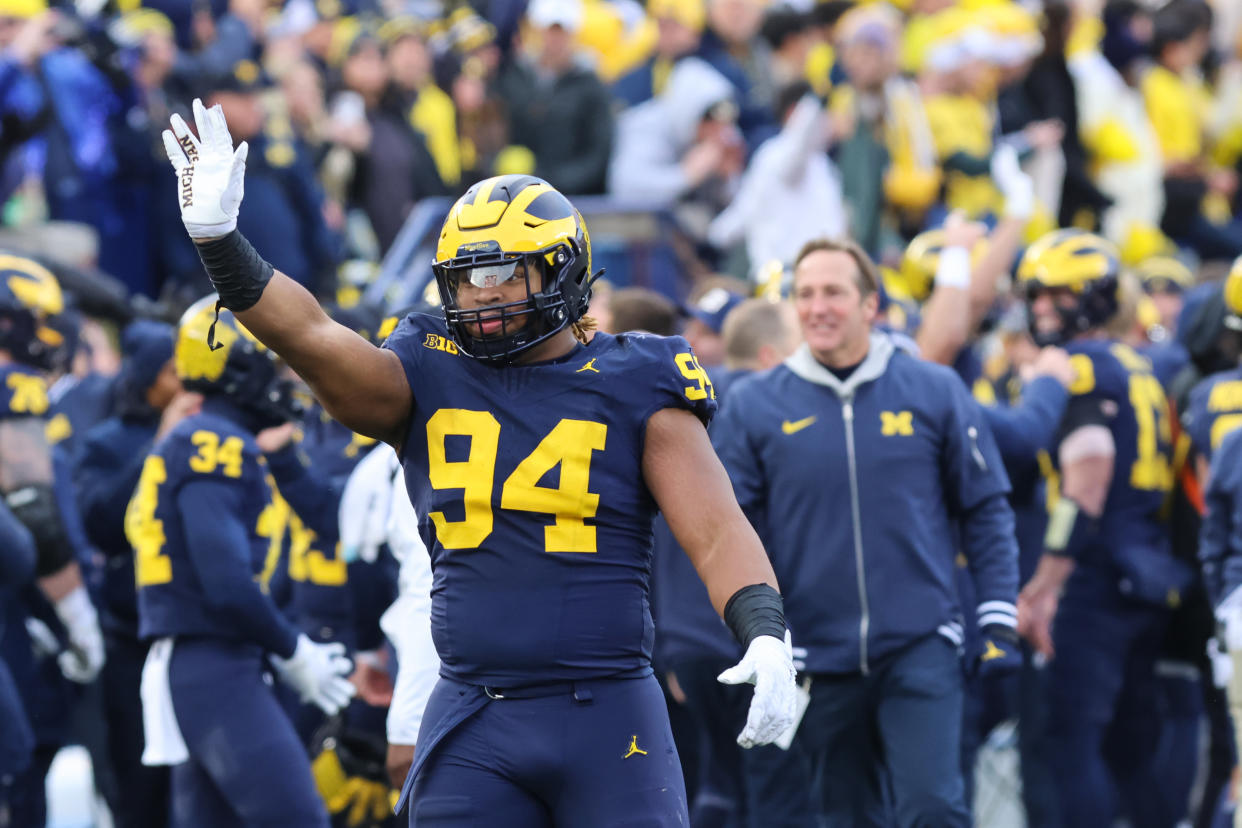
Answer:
[
  {"left": 126, "top": 410, "right": 282, "bottom": 643},
  {"left": 383, "top": 313, "right": 717, "bottom": 687}
]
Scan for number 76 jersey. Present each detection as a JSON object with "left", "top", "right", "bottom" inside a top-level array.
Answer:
[{"left": 383, "top": 313, "right": 717, "bottom": 687}]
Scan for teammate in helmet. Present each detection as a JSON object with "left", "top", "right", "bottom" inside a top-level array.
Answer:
[
  {"left": 0, "top": 253, "right": 105, "bottom": 825},
  {"left": 1016, "top": 229, "right": 1189, "bottom": 828},
  {"left": 165, "top": 99, "right": 797, "bottom": 826},
  {"left": 126, "top": 296, "right": 355, "bottom": 827}
]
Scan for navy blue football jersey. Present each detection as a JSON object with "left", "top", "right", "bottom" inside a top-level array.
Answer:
[
  {"left": 0, "top": 364, "right": 49, "bottom": 421},
  {"left": 1183, "top": 367, "right": 1242, "bottom": 464},
  {"left": 383, "top": 313, "right": 717, "bottom": 686},
  {"left": 299, "top": 407, "right": 379, "bottom": 487},
  {"left": 127, "top": 410, "right": 288, "bottom": 642},
  {"left": 1057, "top": 340, "right": 1172, "bottom": 553},
  {"left": 264, "top": 436, "right": 356, "bottom": 647}
]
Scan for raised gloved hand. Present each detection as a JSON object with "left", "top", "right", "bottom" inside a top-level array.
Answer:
[
  {"left": 271, "top": 634, "right": 356, "bottom": 715},
  {"left": 163, "top": 98, "right": 249, "bottom": 239},
  {"left": 991, "top": 143, "right": 1035, "bottom": 221},
  {"left": 718, "top": 631, "right": 798, "bottom": 748},
  {"left": 975, "top": 623, "right": 1023, "bottom": 678},
  {"left": 55, "top": 585, "right": 105, "bottom": 683}
]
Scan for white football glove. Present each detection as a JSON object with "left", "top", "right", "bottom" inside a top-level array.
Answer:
[
  {"left": 991, "top": 143, "right": 1035, "bottom": 221},
  {"left": 54, "top": 586, "right": 105, "bottom": 683},
  {"left": 271, "top": 634, "right": 356, "bottom": 715},
  {"left": 718, "top": 632, "right": 798, "bottom": 748},
  {"left": 1221, "top": 605, "right": 1242, "bottom": 653},
  {"left": 162, "top": 98, "right": 249, "bottom": 239}
]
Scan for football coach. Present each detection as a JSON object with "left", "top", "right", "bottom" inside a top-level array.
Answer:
[{"left": 711, "top": 238, "right": 1021, "bottom": 828}]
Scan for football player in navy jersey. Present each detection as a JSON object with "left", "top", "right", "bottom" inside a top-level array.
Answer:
[
  {"left": 0, "top": 254, "right": 107, "bottom": 824},
  {"left": 164, "top": 99, "right": 797, "bottom": 827},
  {"left": 127, "top": 296, "right": 356, "bottom": 827},
  {"left": 1183, "top": 262, "right": 1242, "bottom": 477},
  {"left": 1016, "top": 229, "right": 1189, "bottom": 828}
]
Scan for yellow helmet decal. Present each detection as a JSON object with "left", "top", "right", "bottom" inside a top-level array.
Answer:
[
  {"left": 0, "top": 255, "right": 64, "bottom": 317},
  {"left": 1225, "top": 256, "right": 1242, "bottom": 316},
  {"left": 1135, "top": 256, "right": 1193, "bottom": 293},
  {"left": 898, "top": 229, "right": 986, "bottom": 303},
  {"left": 1017, "top": 229, "right": 1119, "bottom": 292},
  {"left": 175, "top": 296, "right": 264, "bottom": 383},
  {"left": 437, "top": 176, "right": 583, "bottom": 265},
  {"left": 899, "top": 229, "right": 946, "bottom": 302}
]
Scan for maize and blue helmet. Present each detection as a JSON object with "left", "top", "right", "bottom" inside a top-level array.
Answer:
[
  {"left": 1017, "top": 229, "right": 1121, "bottom": 347},
  {"left": 175, "top": 295, "right": 305, "bottom": 428},
  {"left": 432, "top": 175, "right": 598, "bottom": 365},
  {"left": 0, "top": 254, "right": 65, "bottom": 370}
]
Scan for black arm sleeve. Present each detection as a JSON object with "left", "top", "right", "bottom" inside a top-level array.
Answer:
[{"left": 5, "top": 485, "right": 74, "bottom": 577}]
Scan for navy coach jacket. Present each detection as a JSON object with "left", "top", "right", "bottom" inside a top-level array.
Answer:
[{"left": 712, "top": 332, "right": 1019, "bottom": 674}]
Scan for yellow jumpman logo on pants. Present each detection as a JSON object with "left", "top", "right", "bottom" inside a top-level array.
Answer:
[{"left": 623, "top": 735, "right": 648, "bottom": 759}]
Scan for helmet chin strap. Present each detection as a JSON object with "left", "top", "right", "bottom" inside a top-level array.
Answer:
[{"left": 206, "top": 300, "right": 226, "bottom": 352}]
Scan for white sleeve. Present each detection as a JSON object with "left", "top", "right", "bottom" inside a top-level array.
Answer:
[
  {"left": 338, "top": 444, "right": 401, "bottom": 564},
  {"left": 380, "top": 471, "right": 439, "bottom": 746}
]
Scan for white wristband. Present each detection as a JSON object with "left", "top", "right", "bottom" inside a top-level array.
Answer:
[{"left": 935, "top": 246, "right": 971, "bottom": 290}]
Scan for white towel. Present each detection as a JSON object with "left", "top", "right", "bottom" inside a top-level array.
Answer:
[{"left": 140, "top": 638, "right": 189, "bottom": 766}]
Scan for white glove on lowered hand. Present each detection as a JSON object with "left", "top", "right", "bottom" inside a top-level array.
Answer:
[
  {"left": 162, "top": 98, "right": 249, "bottom": 239},
  {"left": 718, "top": 632, "right": 798, "bottom": 748},
  {"left": 55, "top": 586, "right": 105, "bottom": 683},
  {"left": 991, "top": 143, "right": 1035, "bottom": 221},
  {"left": 1221, "top": 605, "right": 1242, "bottom": 652},
  {"left": 271, "top": 634, "right": 356, "bottom": 715}
]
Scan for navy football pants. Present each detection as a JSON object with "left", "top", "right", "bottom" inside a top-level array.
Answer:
[
  {"left": 1048, "top": 563, "right": 1168, "bottom": 828},
  {"left": 168, "top": 638, "right": 329, "bottom": 828},
  {"left": 410, "top": 675, "right": 688, "bottom": 826},
  {"left": 742, "top": 633, "right": 970, "bottom": 828}
]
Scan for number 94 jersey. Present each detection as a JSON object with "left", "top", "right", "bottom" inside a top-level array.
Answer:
[
  {"left": 1057, "top": 340, "right": 1172, "bottom": 553},
  {"left": 383, "top": 313, "right": 717, "bottom": 687}
]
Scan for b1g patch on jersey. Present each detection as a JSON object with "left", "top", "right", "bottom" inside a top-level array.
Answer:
[{"left": 423, "top": 333, "right": 459, "bottom": 355}]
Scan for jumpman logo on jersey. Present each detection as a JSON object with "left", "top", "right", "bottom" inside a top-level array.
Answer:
[
  {"left": 623, "top": 735, "right": 648, "bottom": 759},
  {"left": 981, "top": 640, "right": 1007, "bottom": 662},
  {"left": 576, "top": 359, "right": 600, "bottom": 374}
]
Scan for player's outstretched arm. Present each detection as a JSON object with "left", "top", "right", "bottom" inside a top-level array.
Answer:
[
  {"left": 644, "top": 407, "right": 797, "bottom": 748},
  {"left": 163, "top": 100, "right": 410, "bottom": 445}
]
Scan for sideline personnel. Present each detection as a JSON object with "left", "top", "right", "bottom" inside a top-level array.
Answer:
[{"left": 713, "top": 238, "right": 1019, "bottom": 828}]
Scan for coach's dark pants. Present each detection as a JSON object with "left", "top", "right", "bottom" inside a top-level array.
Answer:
[
  {"left": 743, "top": 633, "right": 970, "bottom": 828},
  {"left": 168, "top": 638, "right": 329, "bottom": 828}
]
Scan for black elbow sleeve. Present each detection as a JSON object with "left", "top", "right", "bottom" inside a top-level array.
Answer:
[{"left": 5, "top": 485, "right": 74, "bottom": 576}]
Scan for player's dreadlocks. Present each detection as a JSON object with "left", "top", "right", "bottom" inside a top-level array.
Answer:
[{"left": 570, "top": 315, "right": 598, "bottom": 344}]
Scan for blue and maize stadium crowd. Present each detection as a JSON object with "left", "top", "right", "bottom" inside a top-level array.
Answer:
[{"left": 3, "top": 0, "right": 1242, "bottom": 824}]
